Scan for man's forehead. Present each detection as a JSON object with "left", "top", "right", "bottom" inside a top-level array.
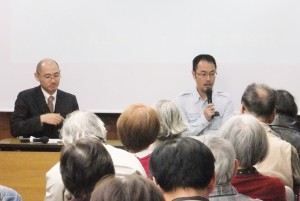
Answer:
[{"left": 40, "top": 61, "right": 59, "bottom": 72}]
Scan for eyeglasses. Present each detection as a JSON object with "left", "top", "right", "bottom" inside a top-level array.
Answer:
[
  {"left": 38, "top": 72, "right": 61, "bottom": 80},
  {"left": 195, "top": 72, "right": 217, "bottom": 78}
]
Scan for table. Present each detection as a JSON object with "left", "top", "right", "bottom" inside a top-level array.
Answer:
[{"left": 0, "top": 138, "right": 123, "bottom": 151}]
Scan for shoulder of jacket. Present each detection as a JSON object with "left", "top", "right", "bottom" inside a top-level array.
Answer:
[
  {"left": 19, "top": 86, "right": 39, "bottom": 95},
  {"left": 57, "top": 89, "right": 76, "bottom": 97}
]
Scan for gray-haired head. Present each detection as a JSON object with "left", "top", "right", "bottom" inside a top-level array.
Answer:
[
  {"left": 60, "top": 110, "right": 107, "bottom": 145},
  {"left": 153, "top": 99, "right": 187, "bottom": 140},
  {"left": 195, "top": 135, "right": 236, "bottom": 185},
  {"left": 218, "top": 114, "right": 268, "bottom": 168}
]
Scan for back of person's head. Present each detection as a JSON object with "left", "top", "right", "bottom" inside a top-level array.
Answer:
[
  {"left": 117, "top": 104, "right": 160, "bottom": 152},
  {"left": 197, "top": 135, "right": 236, "bottom": 185},
  {"left": 60, "top": 110, "right": 107, "bottom": 145},
  {"left": 60, "top": 138, "right": 115, "bottom": 200},
  {"left": 218, "top": 114, "right": 268, "bottom": 168},
  {"left": 241, "top": 83, "right": 276, "bottom": 120},
  {"left": 192, "top": 54, "right": 217, "bottom": 71},
  {"left": 90, "top": 175, "right": 165, "bottom": 201},
  {"left": 150, "top": 137, "right": 215, "bottom": 193},
  {"left": 275, "top": 89, "right": 298, "bottom": 118},
  {"left": 153, "top": 99, "right": 187, "bottom": 141}
]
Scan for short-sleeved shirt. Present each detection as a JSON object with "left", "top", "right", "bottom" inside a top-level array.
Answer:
[{"left": 176, "top": 87, "right": 234, "bottom": 136}]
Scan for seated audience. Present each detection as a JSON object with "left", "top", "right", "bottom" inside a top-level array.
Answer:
[
  {"left": 196, "top": 135, "right": 261, "bottom": 200},
  {"left": 0, "top": 185, "right": 22, "bottom": 201},
  {"left": 219, "top": 114, "right": 287, "bottom": 201},
  {"left": 149, "top": 99, "right": 187, "bottom": 150},
  {"left": 90, "top": 175, "right": 165, "bottom": 201},
  {"left": 117, "top": 104, "right": 160, "bottom": 177},
  {"left": 149, "top": 137, "right": 215, "bottom": 201},
  {"left": 270, "top": 89, "right": 300, "bottom": 156},
  {"left": 60, "top": 138, "right": 115, "bottom": 201},
  {"left": 45, "top": 110, "right": 146, "bottom": 201},
  {"left": 240, "top": 83, "right": 300, "bottom": 189}
]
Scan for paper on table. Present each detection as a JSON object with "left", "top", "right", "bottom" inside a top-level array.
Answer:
[{"left": 48, "top": 139, "right": 63, "bottom": 144}]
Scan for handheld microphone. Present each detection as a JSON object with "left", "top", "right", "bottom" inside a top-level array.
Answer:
[
  {"left": 205, "top": 88, "right": 220, "bottom": 116},
  {"left": 206, "top": 88, "right": 213, "bottom": 104},
  {"left": 19, "top": 136, "right": 49, "bottom": 144},
  {"left": 33, "top": 136, "right": 49, "bottom": 144}
]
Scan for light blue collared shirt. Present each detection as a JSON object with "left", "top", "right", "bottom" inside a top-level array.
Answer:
[{"left": 175, "top": 87, "right": 234, "bottom": 136}]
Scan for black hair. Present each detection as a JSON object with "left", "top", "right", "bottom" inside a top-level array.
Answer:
[
  {"left": 192, "top": 54, "right": 217, "bottom": 71},
  {"left": 149, "top": 137, "right": 215, "bottom": 192},
  {"left": 275, "top": 89, "right": 298, "bottom": 118}
]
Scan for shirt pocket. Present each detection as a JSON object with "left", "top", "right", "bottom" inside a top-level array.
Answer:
[{"left": 186, "top": 113, "right": 201, "bottom": 126}]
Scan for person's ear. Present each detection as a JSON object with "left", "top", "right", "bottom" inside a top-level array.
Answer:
[
  {"left": 34, "top": 73, "right": 39, "bottom": 82},
  {"left": 192, "top": 70, "right": 196, "bottom": 79},
  {"left": 240, "top": 105, "right": 246, "bottom": 114},
  {"left": 207, "top": 172, "right": 216, "bottom": 194},
  {"left": 233, "top": 159, "right": 239, "bottom": 177},
  {"left": 268, "top": 109, "right": 276, "bottom": 124}
]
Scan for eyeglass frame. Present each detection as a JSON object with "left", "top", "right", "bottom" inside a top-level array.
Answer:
[
  {"left": 37, "top": 71, "right": 61, "bottom": 80},
  {"left": 195, "top": 71, "right": 217, "bottom": 79}
]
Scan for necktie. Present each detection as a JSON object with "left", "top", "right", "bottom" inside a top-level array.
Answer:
[{"left": 48, "top": 96, "right": 54, "bottom": 113}]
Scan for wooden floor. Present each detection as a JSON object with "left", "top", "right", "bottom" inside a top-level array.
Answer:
[{"left": 0, "top": 151, "right": 60, "bottom": 201}]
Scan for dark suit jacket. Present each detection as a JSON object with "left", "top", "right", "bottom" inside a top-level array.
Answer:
[{"left": 10, "top": 86, "right": 79, "bottom": 138}]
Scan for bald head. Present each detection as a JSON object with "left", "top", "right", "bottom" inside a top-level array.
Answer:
[
  {"left": 241, "top": 83, "right": 276, "bottom": 121},
  {"left": 36, "top": 58, "right": 59, "bottom": 74}
]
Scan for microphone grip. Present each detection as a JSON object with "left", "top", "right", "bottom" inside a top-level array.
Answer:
[
  {"left": 206, "top": 88, "right": 213, "bottom": 104},
  {"left": 207, "top": 96, "right": 212, "bottom": 104}
]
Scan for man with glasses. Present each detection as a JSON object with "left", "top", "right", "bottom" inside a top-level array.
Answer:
[
  {"left": 176, "top": 54, "right": 234, "bottom": 136},
  {"left": 10, "top": 58, "right": 79, "bottom": 138}
]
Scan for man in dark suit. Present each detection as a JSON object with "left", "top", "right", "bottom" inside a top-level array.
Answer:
[{"left": 10, "top": 58, "right": 79, "bottom": 138}]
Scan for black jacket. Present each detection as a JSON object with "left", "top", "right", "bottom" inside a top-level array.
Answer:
[{"left": 10, "top": 86, "right": 79, "bottom": 138}]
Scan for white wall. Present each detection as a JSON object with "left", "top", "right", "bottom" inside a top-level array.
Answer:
[{"left": 1, "top": 0, "right": 300, "bottom": 113}]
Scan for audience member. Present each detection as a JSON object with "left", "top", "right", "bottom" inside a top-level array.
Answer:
[
  {"left": 270, "top": 89, "right": 300, "bottom": 156},
  {"left": 0, "top": 185, "right": 22, "bottom": 201},
  {"left": 90, "top": 175, "right": 165, "bottom": 201},
  {"left": 240, "top": 83, "right": 300, "bottom": 189},
  {"left": 10, "top": 58, "right": 79, "bottom": 138},
  {"left": 195, "top": 135, "right": 261, "bottom": 201},
  {"left": 176, "top": 54, "right": 234, "bottom": 136},
  {"left": 60, "top": 138, "right": 115, "bottom": 201},
  {"left": 149, "top": 137, "right": 215, "bottom": 201},
  {"left": 117, "top": 104, "right": 160, "bottom": 177},
  {"left": 219, "top": 114, "right": 286, "bottom": 201},
  {"left": 45, "top": 110, "right": 146, "bottom": 201},
  {"left": 149, "top": 99, "right": 187, "bottom": 150}
]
